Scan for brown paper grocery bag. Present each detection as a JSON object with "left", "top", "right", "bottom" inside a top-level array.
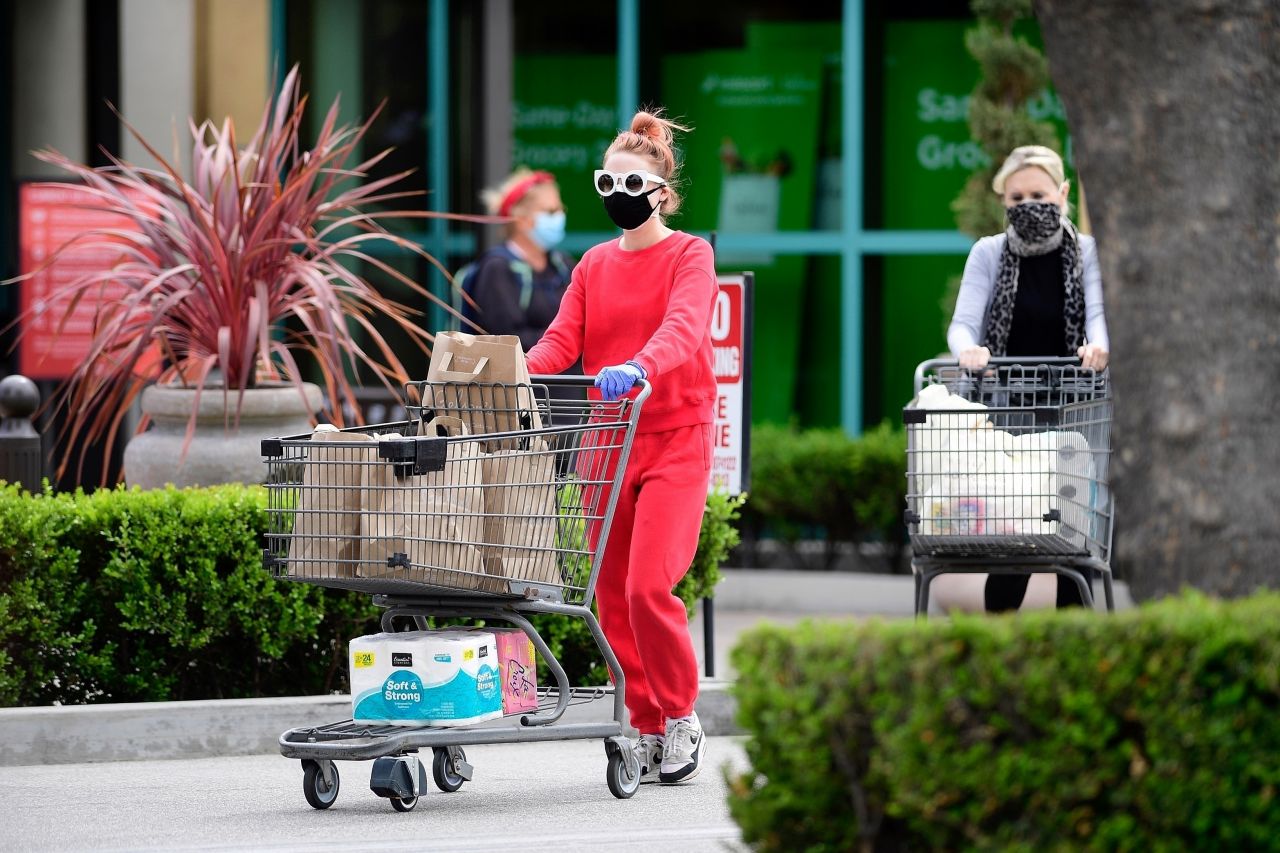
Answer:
[
  {"left": 426, "top": 332, "right": 543, "bottom": 444},
  {"left": 288, "top": 426, "right": 375, "bottom": 579},
  {"left": 480, "top": 438, "right": 562, "bottom": 587},
  {"left": 358, "top": 417, "right": 499, "bottom": 592}
]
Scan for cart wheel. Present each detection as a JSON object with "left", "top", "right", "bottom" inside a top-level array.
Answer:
[
  {"left": 432, "top": 747, "right": 467, "bottom": 793},
  {"left": 390, "top": 795, "right": 418, "bottom": 812},
  {"left": 606, "top": 749, "right": 640, "bottom": 799},
  {"left": 302, "top": 760, "right": 340, "bottom": 810}
]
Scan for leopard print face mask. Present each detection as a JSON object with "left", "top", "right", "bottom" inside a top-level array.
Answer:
[
  {"left": 984, "top": 202, "right": 1086, "bottom": 358},
  {"left": 1006, "top": 201, "right": 1064, "bottom": 253}
]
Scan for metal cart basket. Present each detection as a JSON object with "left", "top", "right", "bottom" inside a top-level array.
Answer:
[
  {"left": 262, "top": 376, "right": 649, "bottom": 810},
  {"left": 904, "top": 357, "right": 1114, "bottom": 616}
]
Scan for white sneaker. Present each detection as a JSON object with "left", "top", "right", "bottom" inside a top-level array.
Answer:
[
  {"left": 659, "top": 713, "right": 705, "bottom": 784},
  {"left": 632, "top": 734, "right": 664, "bottom": 784}
]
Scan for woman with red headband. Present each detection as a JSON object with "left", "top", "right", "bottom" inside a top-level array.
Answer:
[
  {"left": 462, "top": 168, "right": 574, "bottom": 351},
  {"left": 526, "top": 109, "right": 716, "bottom": 786}
]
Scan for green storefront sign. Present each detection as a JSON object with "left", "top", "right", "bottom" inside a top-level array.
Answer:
[
  {"left": 512, "top": 54, "right": 618, "bottom": 233},
  {"left": 879, "top": 19, "right": 1072, "bottom": 422}
]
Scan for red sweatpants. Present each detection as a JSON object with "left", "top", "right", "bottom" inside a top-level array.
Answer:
[{"left": 592, "top": 422, "right": 710, "bottom": 735}]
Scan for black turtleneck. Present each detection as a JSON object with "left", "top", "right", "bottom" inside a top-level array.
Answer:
[{"left": 1004, "top": 248, "right": 1068, "bottom": 357}]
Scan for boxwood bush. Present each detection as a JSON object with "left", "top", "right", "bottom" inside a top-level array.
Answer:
[
  {"left": 0, "top": 483, "right": 741, "bottom": 706},
  {"left": 729, "top": 595, "right": 1280, "bottom": 851},
  {"left": 744, "top": 421, "right": 906, "bottom": 571}
]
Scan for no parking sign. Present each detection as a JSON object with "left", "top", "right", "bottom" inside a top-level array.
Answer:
[{"left": 709, "top": 273, "right": 752, "bottom": 495}]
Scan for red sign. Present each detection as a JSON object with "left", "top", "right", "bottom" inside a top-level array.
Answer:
[
  {"left": 710, "top": 280, "right": 742, "bottom": 384},
  {"left": 710, "top": 275, "right": 751, "bottom": 495},
  {"left": 18, "top": 183, "right": 145, "bottom": 379}
]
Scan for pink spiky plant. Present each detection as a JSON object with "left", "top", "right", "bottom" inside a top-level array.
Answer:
[{"left": 11, "top": 67, "right": 480, "bottom": 482}]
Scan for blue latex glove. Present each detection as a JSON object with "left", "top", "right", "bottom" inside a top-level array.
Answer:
[{"left": 595, "top": 362, "right": 645, "bottom": 401}]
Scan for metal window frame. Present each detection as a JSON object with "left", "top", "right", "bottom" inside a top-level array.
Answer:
[{"left": 268, "top": 0, "right": 975, "bottom": 434}]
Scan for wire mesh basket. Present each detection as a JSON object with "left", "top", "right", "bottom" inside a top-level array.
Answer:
[
  {"left": 262, "top": 379, "right": 641, "bottom": 606},
  {"left": 905, "top": 359, "right": 1114, "bottom": 561}
]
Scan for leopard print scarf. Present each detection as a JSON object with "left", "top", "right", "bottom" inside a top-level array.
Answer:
[{"left": 984, "top": 201, "right": 1085, "bottom": 357}]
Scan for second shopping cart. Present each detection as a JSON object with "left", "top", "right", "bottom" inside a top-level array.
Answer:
[{"left": 903, "top": 357, "right": 1115, "bottom": 616}]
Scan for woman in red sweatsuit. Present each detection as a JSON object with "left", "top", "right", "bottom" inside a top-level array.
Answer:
[{"left": 525, "top": 109, "right": 716, "bottom": 785}]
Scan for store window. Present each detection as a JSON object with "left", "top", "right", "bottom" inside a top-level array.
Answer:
[
  {"left": 511, "top": 0, "right": 618, "bottom": 237},
  {"left": 285, "top": 0, "right": 438, "bottom": 387}
]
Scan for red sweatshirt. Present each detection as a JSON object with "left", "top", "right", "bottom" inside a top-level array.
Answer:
[{"left": 526, "top": 231, "right": 717, "bottom": 433}]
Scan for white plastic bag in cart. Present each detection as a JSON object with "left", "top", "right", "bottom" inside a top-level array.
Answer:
[
  {"left": 359, "top": 417, "right": 500, "bottom": 592},
  {"left": 479, "top": 437, "right": 561, "bottom": 587},
  {"left": 288, "top": 425, "right": 375, "bottom": 578},
  {"left": 920, "top": 472, "right": 1051, "bottom": 536},
  {"left": 1006, "top": 431, "right": 1096, "bottom": 549},
  {"left": 919, "top": 430, "right": 1096, "bottom": 545}
]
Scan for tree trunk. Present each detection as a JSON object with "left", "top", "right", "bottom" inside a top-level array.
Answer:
[{"left": 1033, "top": 0, "right": 1280, "bottom": 599}]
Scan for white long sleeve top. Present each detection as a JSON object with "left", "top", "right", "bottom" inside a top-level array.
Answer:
[{"left": 947, "top": 233, "right": 1110, "bottom": 357}]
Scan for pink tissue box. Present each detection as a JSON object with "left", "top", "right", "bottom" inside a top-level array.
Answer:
[{"left": 478, "top": 628, "right": 538, "bottom": 715}]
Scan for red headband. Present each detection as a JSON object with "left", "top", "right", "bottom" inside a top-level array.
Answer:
[{"left": 498, "top": 171, "right": 554, "bottom": 217}]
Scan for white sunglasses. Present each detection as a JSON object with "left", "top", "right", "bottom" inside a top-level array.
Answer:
[{"left": 593, "top": 170, "right": 667, "bottom": 197}]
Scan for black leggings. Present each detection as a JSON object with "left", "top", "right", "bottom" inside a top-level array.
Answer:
[{"left": 984, "top": 573, "right": 1086, "bottom": 612}]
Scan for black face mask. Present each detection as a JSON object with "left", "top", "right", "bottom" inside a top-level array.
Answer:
[{"left": 602, "top": 186, "right": 662, "bottom": 231}]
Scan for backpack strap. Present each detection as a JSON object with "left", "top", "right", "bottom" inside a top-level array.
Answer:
[{"left": 455, "top": 245, "right": 537, "bottom": 323}]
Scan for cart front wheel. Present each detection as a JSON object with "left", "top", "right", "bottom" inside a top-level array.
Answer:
[
  {"left": 390, "top": 795, "right": 418, "bottom": 812},
  {"left": 606, "top": 749, "right": 640, "bottom": 799},
  {"left": 302, "top": 760, "right": 340, "bottom": 810},
  {"left": 432, "top": 747, "right": 467, "bottom": 793}
]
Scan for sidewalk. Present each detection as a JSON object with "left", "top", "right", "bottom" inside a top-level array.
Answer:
[
  {"left": 688, "top": 569, "right": 920, "bottom": 680},
  {"left": 690, "top": 568, "right": 1132, "bottom": 680}
]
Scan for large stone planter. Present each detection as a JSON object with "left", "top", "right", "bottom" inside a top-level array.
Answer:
[{"left": 124, "top": 383, "right": 324, "bottom": 489}]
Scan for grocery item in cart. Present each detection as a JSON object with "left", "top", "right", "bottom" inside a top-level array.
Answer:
[
  {"left": 919, "top": 431, "right": 1095, "bottom": 546},
  {"left": 479, "top": 439, "right": 560, "bottom": 586},
  {"left": 426, "top": 332, "right": 543, "bottom": 445},
  {"left": 1007, "top": 430, "right": 1095, "bottom": 547},
  {"left": 350, "top": 630, "right": 502, "bottom": 726},
  {"left": 287, "top": 425, "right": 375, "bottom": 578},
  {"left": 359, "top": 417, "right": 496, "bottom": 591},
  {"left": 463, "top": 627, "right": 539, "bottom": 715},
  {"left": 908, "top": 384, "right": 1000, "bottom": 494}
]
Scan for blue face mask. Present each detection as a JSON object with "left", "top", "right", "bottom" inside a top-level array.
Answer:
[{"left": 529, "top": 211, "right": 566, "bottom": 250}]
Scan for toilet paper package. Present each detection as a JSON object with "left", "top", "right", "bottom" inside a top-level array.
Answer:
[
  {"left": 462, "top": 627, "right": 539, "bottom": 715},
  {"left": 350, "top": 630, "right": 502, "bottom": 727}
]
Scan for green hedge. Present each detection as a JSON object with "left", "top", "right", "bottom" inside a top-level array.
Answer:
[
  {"left": 745, "top": 421, "right": 906, "bottom": 569},
  {"left": 0, "top": 484, "right": 742, "bottom": 706},
  {"left": 729, "top": 595, "right": 1280, "bottom": 851},
  {"left": 0, "top": 484, "right": 376, "bottom": 705}
]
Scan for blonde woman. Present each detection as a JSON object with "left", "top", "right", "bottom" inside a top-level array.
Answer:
[
  {"left": 944, "top": 144, "right": 1109, "bottom": 613},
  {"left": 949, "top": 145, "right": 1109, "bottom": 373},
  {"left": 463, "top": 168, "right": 573, "bottom": 350}
]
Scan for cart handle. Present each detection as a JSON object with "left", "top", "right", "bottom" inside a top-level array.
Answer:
[
  {"left": 912, "top": 356, "right": 1097, "bottom": 394},
  {"left": 529, "top": 374, "right": 653, "bottom": 406}
]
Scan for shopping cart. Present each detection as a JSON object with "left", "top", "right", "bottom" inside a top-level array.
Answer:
[
  {"left": 261, "top": 375, "right": 649, "bottom": 810},
  {"left": 903, "top": 357, "right": 1114, "bottom": 616}
]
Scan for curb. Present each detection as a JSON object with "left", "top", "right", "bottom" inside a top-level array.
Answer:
[
  {"left": 0, "top": 680, "right": 738, "bottom": 767},
  {"left": 715, "top": 568, "right": 1134, "bottom": 615}
]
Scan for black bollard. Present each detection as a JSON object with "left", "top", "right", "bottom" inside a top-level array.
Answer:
[
  {"left": 703, "top": 596, "right": 716, "bottom": 679},
  {"left": 0, "top": 375, "right": 44, "bottom": 492}
]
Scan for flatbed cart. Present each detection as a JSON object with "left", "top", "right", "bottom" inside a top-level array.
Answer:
[
  {"left": 261, "top": 376, "right": 649, "bottom": 810},
  {"left": 903, "top": 357, "right": 1114, "bottom": 616}
]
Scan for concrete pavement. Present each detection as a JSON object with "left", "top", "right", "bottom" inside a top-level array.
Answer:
[{"left": 2, "top": 737, "right": 751, "bottom": 852}]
